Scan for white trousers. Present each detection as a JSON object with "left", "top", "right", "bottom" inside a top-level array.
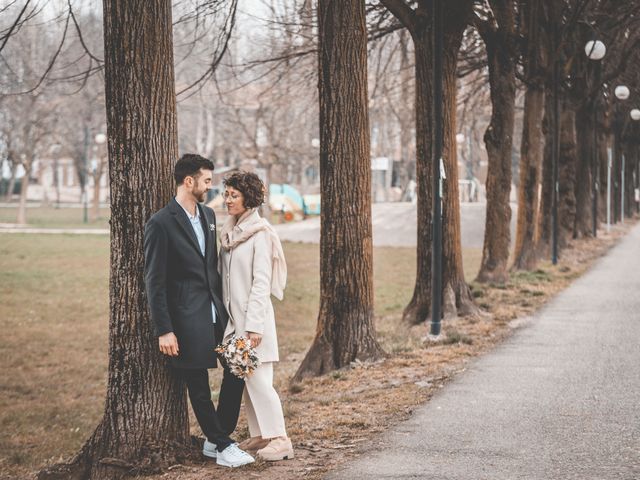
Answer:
[{"left": 244, "top": 362, "right": 287, "bottom": 439}]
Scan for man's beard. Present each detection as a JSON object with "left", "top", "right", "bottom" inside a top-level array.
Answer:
[{"left": 194, "top": 189, "right": 207, "bottom": 202}]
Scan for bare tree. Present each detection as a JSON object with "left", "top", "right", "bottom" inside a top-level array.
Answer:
[
  {"left": 474, "top": 0, "right": 516, "bottom": 283},
  {"left": 512, "top": 0, "right": 546, "bottom": 270},
  {"left": 39, "top": 0, "right": 186, "bottom": 478},
  {"left": 293, "top": 0, "right": 384, "bottom": 381},
  {"left": 380, "top": 0, "right": 477, "bottom": 322}
]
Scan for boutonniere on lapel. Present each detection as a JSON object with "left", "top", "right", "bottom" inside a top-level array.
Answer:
[{"left": 209, "top": 223, "right": 216, "bottom": 232}]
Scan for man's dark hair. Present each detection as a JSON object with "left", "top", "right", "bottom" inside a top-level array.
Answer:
[
  {"left": 174, "top": 154, "right": 214, "bottom": 185},
  {"left": 223, "top": 171, "right": 265, "bottom": 209}
]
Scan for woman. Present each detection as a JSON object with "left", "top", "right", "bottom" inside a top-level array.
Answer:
[{"left": 219, "top": 171, "right": 294, "bottom": 461}]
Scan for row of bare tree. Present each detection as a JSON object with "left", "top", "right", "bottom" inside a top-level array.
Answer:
[{"left": 302, "top": 0, "right": 640, "bottom": 382}]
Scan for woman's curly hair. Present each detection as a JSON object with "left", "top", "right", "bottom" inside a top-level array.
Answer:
[{"left": 223, "top": 171, "right": 265, "bottom": 209}]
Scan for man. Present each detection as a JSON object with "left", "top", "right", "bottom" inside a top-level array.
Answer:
[{"left": 144, "top": 154, "right": 254, "bottom": 468}]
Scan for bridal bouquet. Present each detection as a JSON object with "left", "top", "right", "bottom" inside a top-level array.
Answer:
[{"left": 215, "top": 334, "right": 260, "bottom": 379}]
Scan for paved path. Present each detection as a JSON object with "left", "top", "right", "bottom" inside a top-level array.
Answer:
[
  {"left": 327, "top": 224, "right": 640, "bottom": 479},
  {"left": 275, "top": 202, "right": 517, "bottom": 248}
]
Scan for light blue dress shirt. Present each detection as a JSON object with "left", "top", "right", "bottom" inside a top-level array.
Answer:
[{"left": 179, "top": 200, "right": 217, "bottom": 325}]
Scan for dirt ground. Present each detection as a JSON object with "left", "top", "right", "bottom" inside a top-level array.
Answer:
[{"left": 132, "top": 223, "right": 634, "bottom": 480}]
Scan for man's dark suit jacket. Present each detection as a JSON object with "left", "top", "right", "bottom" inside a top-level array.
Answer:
[{"left": 144, "top": 197, "right": 228, "bottom": 369}]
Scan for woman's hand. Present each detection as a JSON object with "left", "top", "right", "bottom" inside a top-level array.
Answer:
[{"left": 246, "top": 331, "right": 263, "bottom": 348}]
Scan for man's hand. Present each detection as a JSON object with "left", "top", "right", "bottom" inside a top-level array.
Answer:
[
  {"left": 159, "top": 332, "right": 179, "bottom": 356},
  {"left": 246, "top": 331, "right": 263, "bottom": 349}
]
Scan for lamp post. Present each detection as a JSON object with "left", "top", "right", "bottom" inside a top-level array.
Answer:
[
  {"left": 585, "top": 39, "right": 606, "bottom": 237},
  {"left": 631, "top": 109, "right": 640, "bottom": 214},
  {"left": 614, "top": 85, "right": 630, "bottom": 224}
]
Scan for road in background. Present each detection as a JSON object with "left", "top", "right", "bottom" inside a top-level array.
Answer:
[{"left": 275, "top": 202, "right": 517, "bottom": 248}]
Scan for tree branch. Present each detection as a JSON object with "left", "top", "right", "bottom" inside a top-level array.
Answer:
[{"left": 379, "top": 0, "right": 416, "bottom": 33}]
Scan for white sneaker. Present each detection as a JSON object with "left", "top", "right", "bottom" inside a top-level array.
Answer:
[
  {"left": 202, "top": 439, "right": 217, "bottom": 459},
  {"left": 216, "top": 443, "right": 255, "bottom": 468}
]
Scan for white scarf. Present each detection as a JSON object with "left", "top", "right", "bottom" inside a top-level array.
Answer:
[{"left": 220, "top": 209, "right": 287, "bottom": 300}]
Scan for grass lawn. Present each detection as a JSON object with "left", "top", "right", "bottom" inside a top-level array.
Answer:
[
  {"left": 0, "top": 231, "right": 481, "bottom": 477},
  {"left": 0, "top": 205, "right": 111, "bottom": 229}
]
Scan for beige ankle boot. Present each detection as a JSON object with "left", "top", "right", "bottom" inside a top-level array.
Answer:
[
  {"left": 239, "top": 436, "right": 269, "bottom": 453},
  {"left": 256, "top": 436, "right": 294, "bottom": 461}
]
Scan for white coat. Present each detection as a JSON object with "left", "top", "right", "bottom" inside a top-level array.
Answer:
[{"left": 219, "top": 210, "right": 281, "bottom": 362}]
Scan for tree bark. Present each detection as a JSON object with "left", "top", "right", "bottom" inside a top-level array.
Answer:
[
  {"left": 573, "top": 101, "right": 593, "bottom": 238},
  {"left": 557, "top": 99, "right": 577, "bottom": 248},
  {"left": 597, "top": 110, "right": 609, "bottom": 223},
  {"left": 402, "top": 20, "right": 434, "bottom": 325},
  {"left": 540, "top": 92, "right": 578, "bottom": 253},
  {"left": 382, "top": 0, "right": 476, "bottom": 322},
  {"left": 512, "top": 85, "right": 544, "bottom": 270},
  {"left": 441, "top": 1, "right": 478, "bottom": 317},
  {"left": 537, "top": 89, "right": 553, "bottom": 257},
  {"left": 293, "top": 0, "right": 383, "bottom": 382},
  {"left": 39, "top": 1, "right": 187, "bottom": 478},
  {"left": 475, "top": 0, "right": 515, "bottom": 284},
  {"left": 512, "top": 0, "right": 545, "bottom": 271}
]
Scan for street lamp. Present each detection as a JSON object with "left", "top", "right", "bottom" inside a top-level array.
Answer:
[
  {"left": 430, "top": 0, "right": 444, "bottom": 337},
  {"left": 585, "top": 40, "right": 606, "bottom": 60},
  {"left": 585, "top": 39, "right": 606, "bottom": 237},
  {"left": 614, "top": 85, "right": 630, "bottom": 225},
  {"left": 614, "top": 85, "right": 630, "bottom": 101}
]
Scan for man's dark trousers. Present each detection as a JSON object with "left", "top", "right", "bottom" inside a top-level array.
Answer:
[{"left": 177, "top": 365, "right": 244, "bottom": 451}]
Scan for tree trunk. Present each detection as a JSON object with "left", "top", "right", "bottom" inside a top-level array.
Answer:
[
  {"left": 53, "top": 156, "right": 61, "bottom": 208},
  {"left": 293, "top": 0, "right": 383, "bottom": 382},
  {"left": 557, "top": 99, "right": 577, "bottom": 249},
  {"left": 537, "top": 88, "right": 553, "bottom": 257},
  {"left": 512, "top": 0, "right": 545, "bottom": 271},
  {"left": 5, "top": 161, "right": 17, "bottom": 202},
  {"left": 402, "top": 25, "right": 433, "bottom": 325},
  {"left": 573, "top": 101, "right": 593, "bottom": 238},
  {"left": 16, "top": 161, "right": 31, "bottom": 224},
  {"left": 91, "top": 158, "right": 106, "bottom": 222},
  {"left": 441, "top": 2, "right": 477, "bottom": 317},
  {"left": 599, "top": 131, "right": 609, "bottom": 223},
  {"left": 384, "top": 0, "right": 475, "bottom": 323},
  {"left": 512, "top": 86, "right": 544, "bottom": 270},
  {"left": 39, "top": 1, "right": 186, "bottom": 479},
  {"left": 475, "top": 0, "right": 515, "bottom": 284}
]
